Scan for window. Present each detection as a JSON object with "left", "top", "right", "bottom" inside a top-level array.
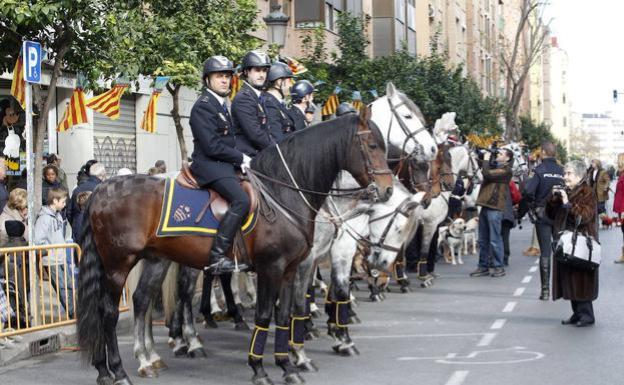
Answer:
[
  {"left": 345, "top": 0, "right": 362, "bottom": 14},
  {"left": 407, "top": 29, "right": 416, "bottom": 55},
  {"left": 295, "top": 0, "right": 323, "bottom": 26},
  {"left": 395, "top": 20, "right": 406, "bottom": 50},
  {"left": 325, "top": 2, "right": 335, "bottom": 31},
  {"left": 407, "top": 0, "right": 416, "bottom": 30},
  {"left": 395, "top": 0, "right": 406, "bottom": 22}
]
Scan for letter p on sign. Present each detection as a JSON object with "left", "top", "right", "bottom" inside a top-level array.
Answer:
[{"left": 23, "top": 41, "right": 42, "bottom": 84}]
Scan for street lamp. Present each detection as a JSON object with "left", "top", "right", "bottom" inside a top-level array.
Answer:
[{"left": 263, "top": 4, "right": 290, "bottom": 48}]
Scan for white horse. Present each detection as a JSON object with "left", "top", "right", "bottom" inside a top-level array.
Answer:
[{"left": 290, "top": 173, "right": 425, "bottom": 369}]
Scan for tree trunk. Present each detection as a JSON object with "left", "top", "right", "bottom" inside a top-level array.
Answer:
[
  {"left": 32, "top": 44, "right": 69, "bottom": 213},
  {"left": 167, "top": 83, "right": 188, "bottom": 163}
]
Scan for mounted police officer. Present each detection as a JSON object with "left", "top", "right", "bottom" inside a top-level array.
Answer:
[
  {"left": 189, "top": 55, "right": 251, "bottom": 274},
  {"left": 335, "top": 102, "right": 357, "bottom": 117},
  {"left": 288, "top": 79, "right": 315, "bottom": 131},
  {"left": 523, "top": 141, "right": 564, "bottom": 300},
  {"left": 231, "top": 50, "right": 272, "bottom": 156},
  {"left": 263, "top": 62, "right": 295, "bottom": 141}
]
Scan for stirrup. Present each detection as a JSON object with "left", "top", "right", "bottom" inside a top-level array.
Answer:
[{"left": 204, "top": 258, "right": 248, "bottom": 274}]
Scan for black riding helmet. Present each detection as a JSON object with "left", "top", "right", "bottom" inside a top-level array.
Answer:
[
  {"left": 241, "top": 50, "right": 271, "bottom": 70},
  {"left": 290, "top": 80, "right": 315, "bottom": 103},
  {"left": 267, "top": 62, "right": 293, "bottom": 83},
  {"left": 336, "top": 102, "right": 357, "bottom": 117},
  {"left": 202, "top": 56, "right": 234, "bottom": 80}
]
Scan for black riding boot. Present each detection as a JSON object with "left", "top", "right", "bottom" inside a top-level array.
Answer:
[
  {"left": 539, "top": 256, "right": 550, "bottom": 301},
  {"left": 205, "top": 211, "right": 248, "bottom": 275}
]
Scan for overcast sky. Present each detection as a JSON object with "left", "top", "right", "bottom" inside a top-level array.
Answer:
[{"left": 545, "top": 0, "right": 624, "bottom": 114}]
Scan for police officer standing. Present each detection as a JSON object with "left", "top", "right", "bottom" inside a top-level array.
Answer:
[
  {"left": 523, "top": 141, "right": 564, "bottom": 300},
  {"left": 288, "top": 80, "right": 315, "bottom": 131},
  {"left": 232, "top": 50, "right": 273, "bottom": 156},
  {"left": 189, "top": 56, "right": 251, "bottom": 274},
  {"left": 263, "top": 62, "right": 295, "bottom": 141}
]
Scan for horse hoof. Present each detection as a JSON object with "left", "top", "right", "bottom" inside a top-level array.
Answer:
[
  {"left": 332, "top": 345, "right": 341, "bottom": 354},
  {"left": 235, "top": 321, "right": 250, "bottom": 331},
  {"left": 167, "top": 337, "right": 175, "bottom": 348},
  {"left": 189, "top": 348, "right": 208, "bottom": 358},
  {"left": 310, "top": 310, "right": 322, "bottom": 319},
  {"left": 400, "top": 286, "right": 411, "bottom": 294},
  {"left": 113, "top": 377, "right": 134, "bottom": 385},
  {"left": 297, "top": 361, "right": 319, "bottom": 372},
  {"left": 339, "top": 346, "right": 359, "bottom": 357},
  {"left": 138, "top": 366, "right": 158, "bottom": 378},
  {"left": 304, "top": 332, "right": 316, "bottom": 341},
  {"left": 96, "top": 375, "right": 114, "bottom": 385},
  {"left": 349, "top": 316, "right": 361, "bottom": 324},
  {"left": 174, "top": 345, "right": 189, "bottom": 357},
  {"left": 284, "top": 372, "right": 305, "bottom": 385},
  {"left": 370, "top": 294, "right": 381, "bottom": 302},
  {"left": 151, "top": 359, "right": 168, "bottom": 370},
  {"left": 203, "top": 319, "right": 219, "bottom": 329},
  {"left": 251, "top": 375, "right": 274, "bottom": 385}
]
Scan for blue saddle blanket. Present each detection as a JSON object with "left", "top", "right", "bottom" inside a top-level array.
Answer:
[{"left": 156, "top": 178, "right": 257, "bottom": 237}]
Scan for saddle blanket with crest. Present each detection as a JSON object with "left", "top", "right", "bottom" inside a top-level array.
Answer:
[{"left": 156, "top": 177, "right": 257, "bottom": 237}]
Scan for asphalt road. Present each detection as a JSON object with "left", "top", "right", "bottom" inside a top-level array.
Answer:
[{"left": 1, "top": 221, "right": 621, "bottom": 385}]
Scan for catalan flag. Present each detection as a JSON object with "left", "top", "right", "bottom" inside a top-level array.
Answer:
[
  {"left": 284, "top": 56, "right": 307, "bottom": 75},
  {"left": 352, "top": 91, "right": 363, "bottom": 111},
  {"left": 322, "top": 86, "right": 341, "bottom": 116},
  {"left": 140, "top": 91, "right": 162, "bottom": 133},
  {"left": 56, "top": 88, "right": 89, "bottom": 132},
  {"left": 230, "top": 73, "right": 242, "bottom": 100},
  {"left": 86, "top": 84, "right": 128, "bottom": 120},
  {"left": 10, "top": 56, "right": 25, "bottom": 109}
]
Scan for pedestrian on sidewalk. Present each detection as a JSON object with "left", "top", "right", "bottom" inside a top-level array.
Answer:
[
  {"left": 547, "top": 160, "right": 599, "bottom": 327},
  {"left": 522, "top": 142, "right": 564, "bottom": 300},
  {"left": 613, "top": 153, "right": 624, "bottom": 263},
  {"left": 470, "top": 146, "right": 513, "bottom": 278}
]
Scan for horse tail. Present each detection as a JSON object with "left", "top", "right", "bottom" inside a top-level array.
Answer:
[
  {"left": 76, "top": 198, "right": 113, "bottom": 363},
  {"left": 161, "top": 262, "right": 179, "bottom": 326}
]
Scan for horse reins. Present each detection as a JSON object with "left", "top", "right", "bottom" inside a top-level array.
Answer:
[{"left": 384, "top": 97, "right": 429, "bottom": 160}]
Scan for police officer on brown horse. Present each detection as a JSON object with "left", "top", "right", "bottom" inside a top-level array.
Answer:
[
  {"left": 190, "top": 56, "right": 251, "bottom": 274},
  {"left": 288, "top": 79, "right": 315, "bottom": 131},
  {"left": 232, "top": 50, "right": 273, "bottom": 156}
]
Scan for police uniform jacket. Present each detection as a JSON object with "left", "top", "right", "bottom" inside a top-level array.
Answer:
[
  {"left": 523, "top": 158, "right": 564, "bottom": 207},
  {"left": 263, "top": 92, "right": 295, "bottom": 142},
  {"left": 287, "top": 105, "right": 308, "bottom": 132},
  {"left": 232, "top": 82, "right": 272, "bottom": 156},
  {"left": 189, "top": 89, "right": 244, "bottom": 186}
]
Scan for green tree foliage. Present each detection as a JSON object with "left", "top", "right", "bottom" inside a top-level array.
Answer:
[
  {"left": 519, "top": 116, "right": 568, "bottom": 163},
  {"left": 301, "top": 12, "right": 503, "bottom": 136}
]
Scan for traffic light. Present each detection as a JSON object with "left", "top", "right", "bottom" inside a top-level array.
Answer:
[{"left": 615, "top": 89, "right": 618, "bottom": 102}]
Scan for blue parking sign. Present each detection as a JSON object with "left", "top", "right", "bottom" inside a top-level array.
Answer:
[{"left": 23, "top": 41, "right": 42, "bottom": 84}]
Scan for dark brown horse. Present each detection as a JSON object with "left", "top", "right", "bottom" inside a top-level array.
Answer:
[{"left": 76, "top": 107, "right": 394, "bottom": 385}]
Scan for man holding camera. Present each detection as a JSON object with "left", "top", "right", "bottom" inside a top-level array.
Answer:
[
  {"left": 523, "top": 142, "right": 564, "bottom": 300},
  {"left": 470, "top": 145, "right": 514, "bottom": 278}
]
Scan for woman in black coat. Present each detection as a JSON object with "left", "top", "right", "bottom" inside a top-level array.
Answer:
[{"left": 546, "top": 160, "right": 598, "bottom": 327}]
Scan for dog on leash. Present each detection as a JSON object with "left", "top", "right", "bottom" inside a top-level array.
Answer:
[
  {"left": 462, "top": 217, "right": 479, "bottom": 255},
  {"left": 438, "top": 218, "right": 467, "bottom": 265},
  {"left": 601, "top": 215, "right": 613, "bottom": 230}
]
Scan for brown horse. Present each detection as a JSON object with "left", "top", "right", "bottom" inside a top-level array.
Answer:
[{"left": 76, "top": 107, "right": 394, "bottom": 385}]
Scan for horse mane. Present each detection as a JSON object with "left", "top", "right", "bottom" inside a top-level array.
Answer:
[
  {"left": 253, "top": 114, "right": 380, "bottom": 209},
  {"left": 397, "top": 92, "right": 428, "bottom": 128}
]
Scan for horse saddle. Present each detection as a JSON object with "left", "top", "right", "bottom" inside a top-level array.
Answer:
[{"left": 176, "top": 161, "right": 258, "bottom": 221}]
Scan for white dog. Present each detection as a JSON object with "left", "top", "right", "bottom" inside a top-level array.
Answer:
[
  {"left": 438, "top": 218, "right": 467, "bottom": 265},
  {"left": 463, "top": 217, "right": 479, "bottom": 255}
]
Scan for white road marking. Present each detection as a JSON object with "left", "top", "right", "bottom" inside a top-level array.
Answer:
[
  {"left": 444, "top": 370, "right": 469, "bottom": 385},
  {"left": 490, "top": 319, "right": 507, "bottom": 330},
  {"left": 529, "top": 266, "right": 538, "bottom": 273},
  {"left": 502, "top": 301, "right": 517, "bottom": 313},
  {"left": 513, "top": 287, "right": 526, "bottom": 296},
  {"left": 522, "top": 276, "right": 532, "bottom": 284},
  {"left": 356, "top": 332, "right": 486, "bottom": 340},
  {"left": 477, "top": 332, "right": 497, "bottom": 347}
]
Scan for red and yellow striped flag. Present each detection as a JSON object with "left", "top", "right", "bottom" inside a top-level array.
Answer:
[
  {"left": 140, "top": 91, "right": 161, "bottom": 133},
  {"left": 86, "top": 84, "right": 128, "bottom": 120},
  {"left": 10, "top": 56, "right": 25, "bottom": 109},
  {"left": 284, "top": 57, "right": 307, "bottom": 75},
  {"left": 57, "top": 88, "right": 89, "bottom": 132},
  {"left": 322, "top": 93, "right": 339, "bottom": 116},
  {"left": 230, "top": 74, "right": 242, "bottom": 101}
]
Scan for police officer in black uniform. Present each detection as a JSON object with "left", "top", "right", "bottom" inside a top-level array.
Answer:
[
  {"left": 263, "top": 62, "right": 295, "bottom": 141},
  {"left": 523, "top": 141, "right": 564, "bottom": 300},
  {"left": 335, "top": 102, "right": 357, "bottom": 117},
  {"left": 288, "top": 80, "right": 315, "bottom": 131},
  {"left": 189, "top": 56, "right": 251, "bottom": 274},
  {"left": 231, "top": 50, "right": 273, "bottom": 156}
]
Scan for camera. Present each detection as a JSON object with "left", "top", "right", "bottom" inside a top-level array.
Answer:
[{"left": 552, "top": 184, "right": 565, "bottom": 196}]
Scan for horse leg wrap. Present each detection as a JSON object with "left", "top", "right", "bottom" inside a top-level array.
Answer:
[
  {"left": 325, "top": 301, "right": 335, "bottom": 324},
  {"left": 335, "top": 301, "right": 350, "bottom": 328},
  {"left": 290, "top": 316, "right": 306, "bottom": 347},
  {"left": 274, "top": 325, "right": 290, "bottom": 361},
  {"left": 305, "top": 287, "right": 314, "bottom": 315},
  {"left": 394, "top": 261, "right": 407, "bottom": 281},
  {"left": 417, "top": 260, "right": 428, "bottom": 279},
  {"left": 248, "top": 325, "right": 269, "bottom": 360}
]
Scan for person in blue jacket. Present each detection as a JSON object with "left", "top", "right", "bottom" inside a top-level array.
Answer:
[{"left": 263, "top": 62, "right": 295, "bottom": 141}]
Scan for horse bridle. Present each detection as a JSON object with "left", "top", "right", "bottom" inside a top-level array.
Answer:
[
  {"left": 355, "top": 125, "right": 394, "bottom": 178},
  {"left": 385, "top": 97, "right": 429, "bottom": 160}
]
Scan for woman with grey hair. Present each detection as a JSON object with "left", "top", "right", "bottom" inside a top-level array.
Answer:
[{"left": 546, "top": 160, "right": 599, "bottom": 327}]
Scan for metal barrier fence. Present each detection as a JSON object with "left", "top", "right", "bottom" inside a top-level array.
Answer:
[{"left": 0, "top": 243, "right": 130, "bottom": 339}]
